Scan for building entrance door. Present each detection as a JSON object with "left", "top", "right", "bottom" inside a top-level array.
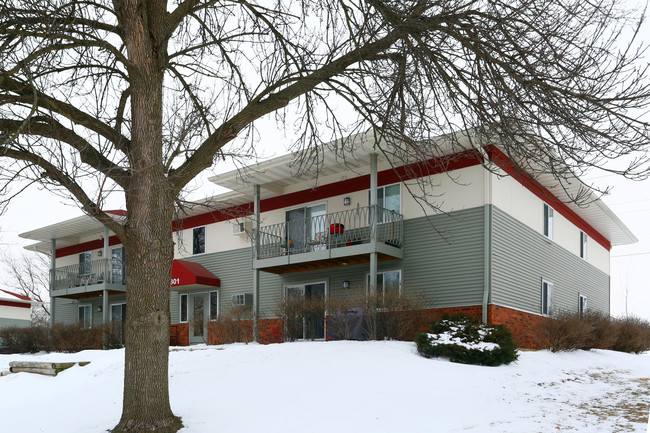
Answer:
[{"left": 189, "top": 293, "right": 208, "bottom": 344}]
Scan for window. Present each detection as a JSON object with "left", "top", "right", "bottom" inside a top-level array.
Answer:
[
  {"left": 286, "top": 204, "right": 326, "bottom": 253},
  {"left": 369, "top": 184, "right": 401, "bottom": 222},
  {"left": 180, "top": 294, "right": 188, "bottom": 322},
  {"left": 541, "top": 280, "right": 554, "bottom": 315},
  {"left": 111, "top": 303, "right": 127, "bottom": 345},
  {"left": 78, "top": 305, "right": 92, "bottom": 329},
  {"left": 579, "top": 294, "right": 588, "bottom": 315},
  {"left": 367, "top": 270, "right": 402, "bottom": 303},
  {"left": 209, "top": 291, "right": 219, "bottom": 321},
  {"left": 111, "top": 247, "right": 126, "bottom": 285},
  {"left": 193, "top": 227, "right": 205, "bottom": 255},
  {"left": 79, "top": 251, "right": 92, "bottom": 274},
  {"left": 580, "top": 231, "right": 588, "bottom": 260},
  {"left": 543, "top": 204, "right": 554, "bottom": 239}
]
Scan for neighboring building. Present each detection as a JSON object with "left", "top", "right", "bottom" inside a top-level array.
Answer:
[
  {"left": 19, "top": 133, "right": 637, "bottom": 348},
  {"left": 0, "top": 289, "right": 36, "bottom": 329}
]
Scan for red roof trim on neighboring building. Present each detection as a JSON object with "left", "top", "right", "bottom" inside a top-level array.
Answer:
[
  {"left": 171, "top": 260, "right": 221, "bottom": 288},
  {"left": 55, "top": 146, "right": 611, "bottom": 256},
  {"left": 0, "top": 300, "right": 31, "bottom": 309},
  {"left": 0, "top": 289, "right": 33, "bottom": 302},
  {"left": 484, "top": 145, "right": 611, "bottom": 251}
]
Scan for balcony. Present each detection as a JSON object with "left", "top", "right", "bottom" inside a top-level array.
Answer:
[
  {"left": 50, "top": 259, "right": 126, "bottom": 299},
  {"left": 253, "top": 205, "right": 404, "bottom": 273}
]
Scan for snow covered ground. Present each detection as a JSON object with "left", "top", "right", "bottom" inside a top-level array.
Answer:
[{"left": 0, "top": 341, "right": 648, "bottom": 433}]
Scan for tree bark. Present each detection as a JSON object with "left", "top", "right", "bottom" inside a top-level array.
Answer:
[{"left": 111, "top": 1, "right": 182, "bottom": 430}]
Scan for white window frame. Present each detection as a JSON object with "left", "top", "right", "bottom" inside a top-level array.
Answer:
[
  {"left": 543, "top": 203, "right": 554, "bottom": 240},
  {"left": 366, "top": 270, "right": 403, "bottom": 302},
  {"left": 78, "top": 304, "right": 92, "bottom": 329},
  {"left": 110, "top": 302, "right": 127, "bottom": 322},
  {"left": 209, "top": 290, "right": 219, "bottom": 321},
  {"left": 579, "top": 294, "right": 588, "bottom": 315},
  {"left": 179, "top": 293, "right": 188, "bottom": 323},
  {"left": 192, "top": 226, "right": 206, "bottom": 255},
  {"left": 580, "top": 231, "right": 588, "bottom": 260},
  {"left": 283, "top": 280, "right": 328, "bottom": 341},
  {"left": 541, "top": 279, "right": 554, "bottom": 315},
  {"left": 369, "top": 183, "right": 402, "bottom": 216}
]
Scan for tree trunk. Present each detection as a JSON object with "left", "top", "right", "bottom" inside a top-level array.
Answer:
[{"left": 111, "top": 3, "right": 181, "bottom": 429}]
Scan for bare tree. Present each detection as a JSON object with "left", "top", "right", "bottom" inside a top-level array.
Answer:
[
  {"left": 1, "top": 1, "right": 649, "bottom": 431},
  {"left": 0, "top": 250, "right": 50, "bottom": 322}
]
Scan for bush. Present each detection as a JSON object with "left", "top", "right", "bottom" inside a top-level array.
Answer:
[
  {"left": 416, "top": 314, "right": 518, "bottom": 366},
  {"left": 212, "top": 305, "right": 255, "bottom": 344},
  {"left": 541, "top": 311, "right": 650, "bottom": 353},
  {"left": 0, "top": 325, "right": 50, "bottom": 353},
  {"left": 610, "top": 316, "right": 650, "bottom": 354},
  {"left": 0, "top": 323, "right": 105, "bottom": 353},
  {"left": 364, "top": 289, "right": 429, "bottom": 341},
  {"left": 275, "top": 294, "right": 326, "bottom": 341},
  {"left": 542, "top": 310, "right": 598, "bottom": 351}
]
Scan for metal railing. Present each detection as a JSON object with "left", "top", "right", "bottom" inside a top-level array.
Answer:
[
  {"left": 254, "top": 205, "right": 403, "bottom": 259},
  {"left": 50, "top": 259, "right": 123, "bottom": 290}
]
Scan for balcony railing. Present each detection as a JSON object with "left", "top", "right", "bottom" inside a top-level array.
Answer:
[
  {"left": 50, "top": 259, "right": 125, "bottom": 291},
  {"left": 255, "top": 205, "right": 403, "bottom": 260}
]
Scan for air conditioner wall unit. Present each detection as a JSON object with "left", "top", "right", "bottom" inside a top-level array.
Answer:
[
  {"left": 232, "top": 221, "right": 252, "bottom": 235},
  {"left": 232, "top": 293, "right": 253, "bottom": 307}
]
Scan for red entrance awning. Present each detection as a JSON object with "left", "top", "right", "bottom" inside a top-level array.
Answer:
[{"left": 171, "top": 260, "right": 221, "bottom": 288}]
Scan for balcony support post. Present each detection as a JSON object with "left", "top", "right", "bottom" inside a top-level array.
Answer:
[
  {"left": 253, "top": 184, "right": 261, "bottom": 343},
  {"left": 103, "top": 227, "right": 110, "bottom": 348},
  {"left": 369, "top": 152, "right": 378, "bottom": 297},
  {"left": 50, "top": 239, "right": 56, "bottom": 325}
]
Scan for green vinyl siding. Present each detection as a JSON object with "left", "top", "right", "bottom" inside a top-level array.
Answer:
[
  {"left": 401, "top": 207, "right": 485, "bottom": 307},
  {"left": 172, "top": 248, "right": 282, "bottom": 321},
  {"left": 490, "top": 205, "right": 609, "bottom": 315},
  {"left": 51, "top": 294, "right": 127, "bottom": 327}
]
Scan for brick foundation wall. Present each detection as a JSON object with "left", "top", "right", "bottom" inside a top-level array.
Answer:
[
  {"left": 411, "top": 304, "right": 547, "bottom": 349},
  {"left": 487, "top": 304, "right": 548, "bottom": 349},
  {"left": 258, "top": 318, "right": 284, "bottom": 344},
  {"left": 171, "top": 304, "right": 546, "bottom": 349},
  {"left": 170, "top": 323, "right": 189, "bottom": 346},
  {"left": 207, "top": 320, "right": 254, "bottom": 345}
]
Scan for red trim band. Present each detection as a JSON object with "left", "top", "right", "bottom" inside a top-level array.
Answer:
[
  {"left": 485, "top": 145, "right": 611, "bottom": 250},
  {"left": 56, "top": 146, "right": 611, "bottom": 256}
]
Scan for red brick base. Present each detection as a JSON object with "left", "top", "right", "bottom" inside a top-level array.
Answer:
[
  {"left": 169, "top": 323, "right": 189, "bottom": 346},
  {"left": 487, "top": 304, "right": 548, "bottom": 349},
  {"left": 170, "top": 304, "right": 547, "bottom": 349},
  {"left": 413, "top": 304, "right": 547, "bottom": 349}
]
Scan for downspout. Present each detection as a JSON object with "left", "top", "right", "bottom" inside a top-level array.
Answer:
[
  {"left": 50, "top": 239, "right": 56, "bottom": 325},
  {"left": 482, "top": 167, "right": 492, "bottom": 324},
  {"left": 253, "top": 184, "right": 261, "bottom": 343}
]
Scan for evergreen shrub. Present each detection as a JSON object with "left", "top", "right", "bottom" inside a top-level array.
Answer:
[{"left": 415, "top": 314, "right": 518, "bottom": 366}]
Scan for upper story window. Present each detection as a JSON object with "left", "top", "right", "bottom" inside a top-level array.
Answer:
[
  {"left": 370, "top": 184, "right": 401, "bottom": 222},
  {"left": 580, "top": 231, "right": 588, "bottom": 260},
  {"left": 193, "top": 226, "right": 205, "bottom": 255},
  {"left": 543, "top": 203, "right": 554, "bottom": 239},
  {"left": 541, "top": 279, "right": 554, "bottom": 315},
  {"left": 79, "top": 251, "right": 92, "bottom": 274}
]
